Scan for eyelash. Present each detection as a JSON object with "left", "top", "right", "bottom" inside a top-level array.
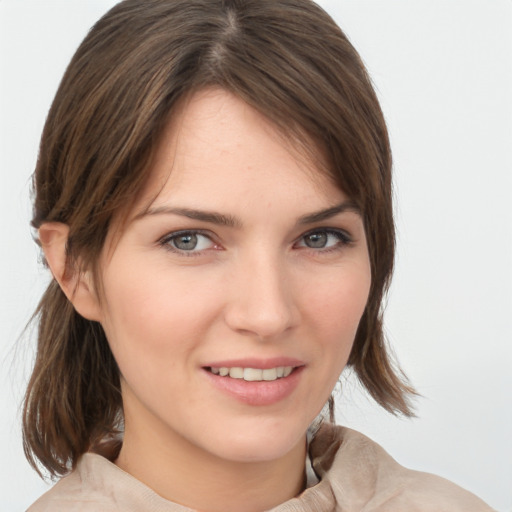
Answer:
[
  {"left": 296, "top": 228, "right": 353, "bottom": 253},
  {"left": 159, "top": 230, "right": 217, "bottom": 257},
  {"left": 158, "top": 228, "right": 353, "bottom": 257}
]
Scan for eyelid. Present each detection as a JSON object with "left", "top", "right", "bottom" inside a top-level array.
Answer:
[
  {"left": 301, "top": 226, "right": 352, "bottom": 239},
  {"left": 158, "top": 226, "right": 354, "bottom": 257},
  {"left": 159, "top": 229, "right": 221, "bottom": 255},
  {"left": 294, "top": 227, "right": 353, "bottom": 249}
]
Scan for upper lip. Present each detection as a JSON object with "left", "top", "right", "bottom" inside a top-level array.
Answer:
[{"left": 202, "top": 357, "right": 306, "bottom": 370}]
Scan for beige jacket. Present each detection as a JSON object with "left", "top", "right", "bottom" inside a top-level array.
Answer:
[{"left": 28, "top": 424, "right": 495, "bottom": 512}]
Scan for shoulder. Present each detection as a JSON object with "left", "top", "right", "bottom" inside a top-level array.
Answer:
[
  {"left": 310, "top": 423, "right": 496, "bottom": 512},
  {"left": 26, "top": 453, "right": 189, "bottom": 512},
  {"left": 27, "top": 454, "right": 122, "bottom": 512}
]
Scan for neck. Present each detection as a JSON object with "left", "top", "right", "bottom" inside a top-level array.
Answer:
[{"left": 116, "top": 411, "right": 307, "bottom": 512}]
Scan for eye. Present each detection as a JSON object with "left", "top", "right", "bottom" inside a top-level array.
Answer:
[
  {"left": 296, "top": 229, "right": 351, "bottom": 250},
  {"left": 161, "top": 231, "right": 216, "bottom": 253}
]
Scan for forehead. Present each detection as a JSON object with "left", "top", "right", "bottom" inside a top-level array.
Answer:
[{"left": 135, "top": 88, "right": 346, "bottom": 217}]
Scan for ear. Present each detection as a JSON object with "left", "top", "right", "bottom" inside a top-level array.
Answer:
[{"left": 39, "top": 222, "right": 102, "bottom": 322}]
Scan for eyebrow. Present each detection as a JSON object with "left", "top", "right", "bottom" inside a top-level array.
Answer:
[
  {"left": 297, "top": 200, "right": 361, "bottom": 224},
  {"left": 135, "top": 200, "right": 361, "bottom": 228},
  {"left": 134, "top": 206, "right": 241, "bottom": 228}
]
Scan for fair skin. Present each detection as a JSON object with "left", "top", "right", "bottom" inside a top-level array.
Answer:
[{"left": 41, "top": 89, "right": 371, "bottom": 512}]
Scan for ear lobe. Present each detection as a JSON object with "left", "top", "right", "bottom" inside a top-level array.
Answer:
[{"left": 39, "top": 222, "right": 102, "bottom": 322}]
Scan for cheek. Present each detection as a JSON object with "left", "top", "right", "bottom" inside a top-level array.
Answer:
[
  {"left": 308, "top": 264, "right": 370, "bottom": 329},
  {"left": 303, "top": 263, "right": 371, "bottom": 366},
  {"left": 98, "top": 260, "right": 223, "bottom": 367}
]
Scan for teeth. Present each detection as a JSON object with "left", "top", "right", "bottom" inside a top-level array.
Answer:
[
  {"left": 244, "top": 368, "right": 262, "bottom": 381},
  {"left": 209, "top": 366, "right": 294, "bottom": 381},
  {"left": 262, "top": 368, "right": 277, "bottom": 381},
  {"left": 229, "top": 367, "right": 244, "bottom": 379}
]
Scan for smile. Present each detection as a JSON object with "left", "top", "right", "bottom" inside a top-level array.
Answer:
[{"left": 208, "top": 366, "right": 294, "bottom": 381}]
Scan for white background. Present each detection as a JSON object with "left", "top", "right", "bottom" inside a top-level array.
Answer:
[{"left": 0, "top": 1, "right": 510, "bottom": 511}]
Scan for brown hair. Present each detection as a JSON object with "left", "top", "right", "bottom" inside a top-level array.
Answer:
[{"left": 23, "top": 0, "right": 416, "bottom": 478}]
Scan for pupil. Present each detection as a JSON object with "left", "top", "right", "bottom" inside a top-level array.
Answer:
[
  {"left": 175, "top": 234, "right": 197, "bottom": 250},
  {"left": 306, "top": 232, "right": 327, "bottom": 248}
]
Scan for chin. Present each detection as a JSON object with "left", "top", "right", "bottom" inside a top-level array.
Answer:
[{"left": 197, "top": 416, "right": 309, "bottom": 464}]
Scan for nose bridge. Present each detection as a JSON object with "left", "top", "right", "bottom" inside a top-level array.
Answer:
[{"left": 224, "top": 245, "right": 298, "bottom": 339}]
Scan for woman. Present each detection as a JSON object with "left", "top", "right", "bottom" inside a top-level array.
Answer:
[{"left": 22, "top": 0, "right": 494, "bottom": 510}]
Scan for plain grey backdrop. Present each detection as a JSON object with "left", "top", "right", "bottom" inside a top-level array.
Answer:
[{"left": 1, "top": 1, "right": 511, "bottom": 510}]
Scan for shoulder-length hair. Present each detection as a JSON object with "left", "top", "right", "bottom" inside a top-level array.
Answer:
[{"left": 23, "top": 0, "right": 415, "bottom": 478}]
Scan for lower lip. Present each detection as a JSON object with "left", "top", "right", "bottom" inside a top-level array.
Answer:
[{"left": 202, "top": 367, "right": 304, "bottom": 406}]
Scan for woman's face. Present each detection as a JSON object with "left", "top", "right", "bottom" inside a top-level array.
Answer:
[{"left": 97, "top": 88, "right": 371, "bottom": 464}]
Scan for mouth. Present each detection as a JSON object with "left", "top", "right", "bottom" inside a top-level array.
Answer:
[
  {"left": 206, "top": 366, "right": 295, "bottom": 382},
  {"left": 203, "top": 363, "right": 304, "bottom": 405}
]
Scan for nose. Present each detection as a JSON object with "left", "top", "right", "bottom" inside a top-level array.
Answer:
[{"left": 223, "top": 251, "right": 299, "bottom": 340}]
